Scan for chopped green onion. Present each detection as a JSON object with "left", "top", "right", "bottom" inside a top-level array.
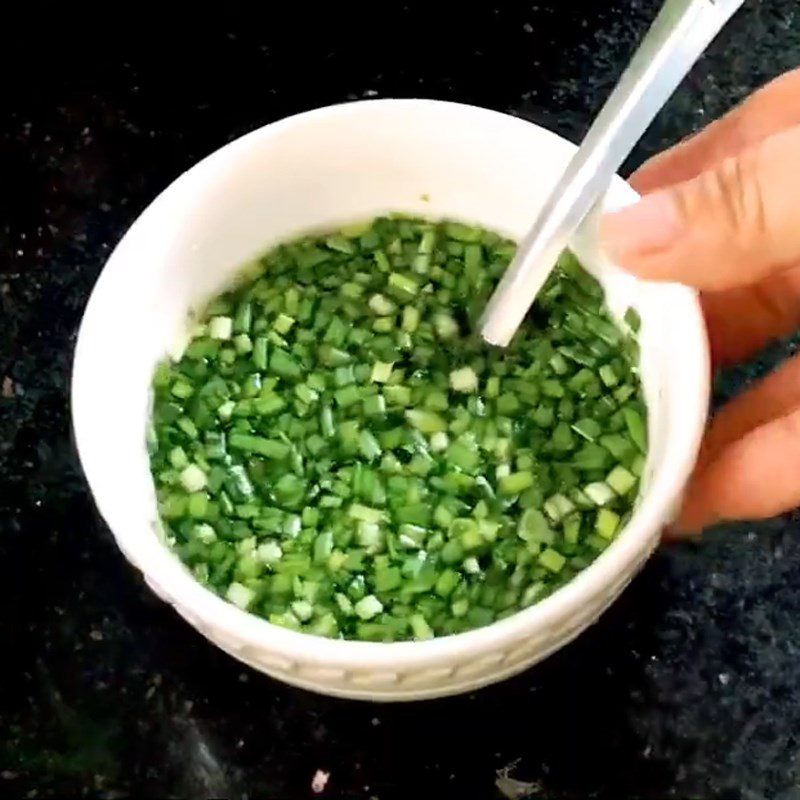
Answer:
[
  {"left": 371, "top": 361, "right": 394, "bottom": 383},
  {"left": 583, "top": 482, "right": 616, "bottom": 507},
  {"left": 598, "top": 364, "right": 618, "bottom": 387},
  {"left": 257, "top": 541, "right": 283, "bottom": 564},
  {"left": 405, "top": 409, "right": 447, "bottom": 434},
  {"left": 368, "top": 293, "right": 397, "bottom": 315},
  {"left": 388, "top": 272, "right": 419, "bottom": 297},
  {"left": 624, "top": 307, "right": 641, "bottom": 332},
  {"left": 434, "top": 313, "right": 459, "bottom": 339},
  {"left": 226, "top": 581, "right": 254, "bottom": 609},
  {"left": 253, "top": 337, "right": 268, "bottom": 370},
  {"left": 149, "top": 216, "right": 645, "bottom": 642},
  {"left": 429, "top": 431, "right": 449, "bottom": 452},
  {"left": 517, "top": 508, "right": 553, "bottom": 543},
  {"left": 402, "top": 306, "right": 420, "bottom": 332},
  {"left": 572, "top": 418, "right": 602, "bottom": 442},
  {"left": 606, "top": 465, "right": 637, "bottom": 495},
  {"left": 450, "top": 366, "right": 478, "bottom": 393},
  {"left": 409, "top": 613, "right": 434, "bottom": 640},
  {"left": 228, "top": 434, "right": 289, "bottom": 460},
  {"left": 622, "top": 406, "right": 647, "bottom": 452},
  {"left": 543, "top": 493, "right": 575, "bottom": 522},
  {"left": 348, "top": 503, "right": 384, "bottom": 524},
  {"left": 179, "top": 464, "right": 207, "bottom": 492},
  {"left": 596, "top": 508, "right": 621, "bottom": 539},
  {"left": 498, "top": 470, "right": 534, "bottom": 496},
  {"left": 274, "top": 313, "right": 295, "bottom": 335},
  {"left": 209, "top": 316, "right": 233, "bottom": 340},
  {"left": 538, "top": 548, "right": 566, "bottom": 573},
  {"left": 354, "top": 594, "right": 384, "bottom": 620}
]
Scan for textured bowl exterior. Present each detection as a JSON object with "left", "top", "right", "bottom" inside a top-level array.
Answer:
[
  {"left": 72, "top": 100, "right": 709, "bottom": 701},
  {"left": 143, "top": 543, "right": 656, "bottom": 700}
]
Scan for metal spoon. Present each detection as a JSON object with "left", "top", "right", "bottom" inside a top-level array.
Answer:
[{"left": 479, "top": 0, "right": 745, "bottom": 348}]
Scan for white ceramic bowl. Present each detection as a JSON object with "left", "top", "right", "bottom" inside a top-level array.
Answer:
[{"left": 72, "top": 99, "right": 709, "bottom": 701}]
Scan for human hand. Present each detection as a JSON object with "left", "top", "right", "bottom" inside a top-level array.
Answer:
[{"left": 601, "top": 67, "right": 800, "bottom": 535}]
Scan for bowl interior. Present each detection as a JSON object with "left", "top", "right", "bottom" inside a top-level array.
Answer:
[{"left": 72, "top": 99, "right": 708, "bottom": 669}]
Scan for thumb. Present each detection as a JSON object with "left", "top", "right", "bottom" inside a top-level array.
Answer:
[{"left": 602, "top": 125, "right": 800, "bottom": 291}]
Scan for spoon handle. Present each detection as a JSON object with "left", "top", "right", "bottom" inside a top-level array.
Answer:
[{"left": 479, "top": 0, "right": 744, "bottom": 348}]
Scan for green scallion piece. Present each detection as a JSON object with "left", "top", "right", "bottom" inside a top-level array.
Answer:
[{"left": 228, "top": 434, "right": 290, "bottom": 460}]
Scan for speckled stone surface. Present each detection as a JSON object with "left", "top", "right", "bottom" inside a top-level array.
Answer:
[{"left": 2, "top": 3, "right": 800, "bottom": 798}]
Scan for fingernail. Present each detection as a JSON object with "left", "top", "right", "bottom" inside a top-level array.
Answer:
[{"left": 601, "top": 191, "right": 685, "bottom": 263}]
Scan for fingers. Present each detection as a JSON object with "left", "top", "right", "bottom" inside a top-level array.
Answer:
[
  {"left": 672, "top": 355, "right": 800, "bottom": 534},
  {"left": 632, "top": 67, "right": 800, "bottom": 194},
  {"left": 697, "top": 354, "right": 800, "bottom": 468},
  {"left": 676, "top": 404, "right": 800, "bottom": 533},
  {"left": 701, "top": 265, "right": 800, "bottom": 366},
  {"left": 619, "top": 68, "right": 800, "bottom": 534},
  {"left": 601, "top": 125, "right": 800, "bottom": 291}
]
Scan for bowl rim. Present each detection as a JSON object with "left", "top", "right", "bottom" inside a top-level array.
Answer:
[{"left": 72, "top": 98, "right": 710, "bottom": 670}]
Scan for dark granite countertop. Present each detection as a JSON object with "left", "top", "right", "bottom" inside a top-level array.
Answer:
[{"left": 2, "top": 3, "right": 800, "bottom": 798}]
